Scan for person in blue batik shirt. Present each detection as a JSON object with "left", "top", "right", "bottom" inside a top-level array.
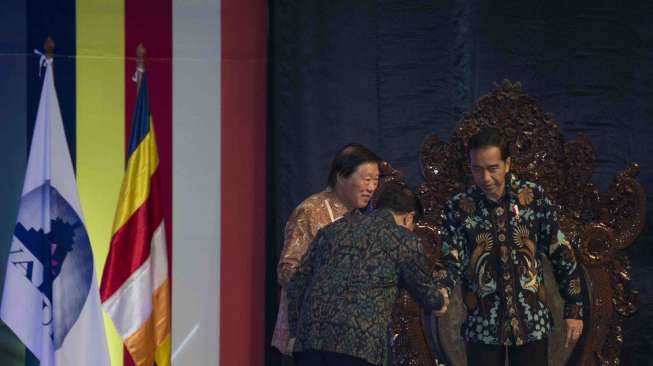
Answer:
[
  {"left": 287, "top": 183, "right": 449, "bottom": 366},
  {"left": 437, "top": 128, "right": 584, "bottom": 366}
]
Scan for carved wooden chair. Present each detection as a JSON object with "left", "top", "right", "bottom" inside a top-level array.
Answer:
[{"left": 381, "top": 80, "right": 646, "bottom": 366}]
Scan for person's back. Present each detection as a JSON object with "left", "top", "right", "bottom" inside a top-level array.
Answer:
[
  {"left": 288, "top": 184, "right": 448, "bottom": 366},
  {"left": 292, "top": 210, "right": 414, "bottom": 362}
]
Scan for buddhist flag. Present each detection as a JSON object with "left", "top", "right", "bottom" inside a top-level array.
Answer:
[
  {"left": 0, "top": 54, "right": 110, "bottom": 366},
  {"left": 100, "top": 72, "right": 171, "bottom": 366}
]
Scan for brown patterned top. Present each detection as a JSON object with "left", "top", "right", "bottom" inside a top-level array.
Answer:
[
  {"left": 272, "top": 188, "right": 350, "bottom": 354},
  {"left": 277, "top": 188, "right": 351, "bottom": 286}
]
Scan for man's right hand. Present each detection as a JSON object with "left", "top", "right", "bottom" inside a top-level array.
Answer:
[{"left": 434, "top": 288, "right": 449, "bottom": 316}]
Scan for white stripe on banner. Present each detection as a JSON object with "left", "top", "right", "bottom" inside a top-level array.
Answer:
[{"left": 172, "top": 0, "right": 221, "bottom": 365}]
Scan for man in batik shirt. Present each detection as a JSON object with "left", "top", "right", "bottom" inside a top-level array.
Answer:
[
  {"left": 287, "top": 183, "right": 449, "bottom": 366},
  {"left": 437, "top": 128, "right": 584, "bottom": 366},
  {"left": 272, "top": 143, "right": 382, "bottom": 356}
]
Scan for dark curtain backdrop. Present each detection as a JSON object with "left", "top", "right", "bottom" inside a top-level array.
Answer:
[{"left": 267, "top": 1, "right": 653, "bottom": 365}]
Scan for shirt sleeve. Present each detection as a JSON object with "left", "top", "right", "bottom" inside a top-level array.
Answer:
[
  {"left": 277, "top": 205, "right": 318, "bottom": 287},
  {"left": 438, "top": 200, "right": 468, "bottom": 294},
  {"left": 539, "top": 188, "right": 584, "bottom": 319},
  {"left": 286, "top": 229, "right": 323, "bottom": 337},
  {"left": 397, "top": 231, "right": 444, "bottom": 311}
]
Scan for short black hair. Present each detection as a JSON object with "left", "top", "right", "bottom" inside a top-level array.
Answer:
[
  {"left": 327, "top": 143, "right": 381, "bottom": 187},
  {"left": 467, "top": 128, "right": 510, "bottom": 161},
  {"left": 376, "top": 183, "right": 423, "bottom": 221}
]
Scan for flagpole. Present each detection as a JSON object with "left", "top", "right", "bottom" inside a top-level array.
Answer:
[
  {"left": 135, "top": 43, "right": 146, "bottom": 91},
  {"left": 25, "top": 37, "right": 56, "bottom": 365}
]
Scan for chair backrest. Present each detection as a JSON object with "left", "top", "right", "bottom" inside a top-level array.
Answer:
[{"left": 387, "top": 80, "right": 646, "bottom": 366}]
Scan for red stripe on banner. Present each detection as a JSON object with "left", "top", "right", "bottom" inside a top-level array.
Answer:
[
  {"left": 125, "top": 2, "right": 173, "bottom": 365},
  {"left": 100, "top": 168, "right": 164, "bottom": 302},
  {"left": 221, "top": 0, "right": 268, "bottom": 365}
]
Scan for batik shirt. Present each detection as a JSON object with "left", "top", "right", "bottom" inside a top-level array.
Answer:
[
  {"left": 288, "top": 210, "right": 445, "bottom": 365},
  {"left": 438, "top": 175, "right": 583, "bottom": 346}
]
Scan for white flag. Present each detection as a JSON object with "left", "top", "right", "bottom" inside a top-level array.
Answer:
[{"left": 0, "top": 56, "right": 110, "bottom": 366}]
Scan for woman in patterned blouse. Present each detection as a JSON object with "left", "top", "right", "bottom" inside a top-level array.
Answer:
[{"left": 271, "top": 143, "right": 381, "bottom": 356}]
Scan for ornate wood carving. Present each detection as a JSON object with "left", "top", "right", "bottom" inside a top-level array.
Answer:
[{"left": 387, "top": 80, "right": 646, "bottom": 365}]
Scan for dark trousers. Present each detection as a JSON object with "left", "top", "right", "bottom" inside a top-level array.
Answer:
[
  {"left": 467, "top": 338, "right": 548, "bottom": 366},
  {"left": 294, "top": 350, "right": 376, "bottom": 366}
]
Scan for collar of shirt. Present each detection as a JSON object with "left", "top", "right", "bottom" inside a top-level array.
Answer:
[
  {"left": 371, "top": 208, "right": 396, "bottom": 224},
  {"left": 470, "top": 173, "right": 520, "bottom": 208}
]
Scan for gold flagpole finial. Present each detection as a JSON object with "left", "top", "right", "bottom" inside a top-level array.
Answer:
[
  {"left": 135, "top": 43, "right": 147, "bottom": 91},
  {"left": 44, "top": 36, "right": 55, "bottom": 59},
  {"left": 136, "top": 43, "right": 147, "bottom": 71}
]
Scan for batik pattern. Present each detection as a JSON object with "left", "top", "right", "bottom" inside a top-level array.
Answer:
[{"left": 439, "top": 175, "right": 583, "bottom": 346}]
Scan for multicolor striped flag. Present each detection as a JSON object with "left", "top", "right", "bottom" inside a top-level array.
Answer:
[
  {"left": 100, "top": 72, "right": 171, "bottom": 366},
  {"left": 0, "top": 55, "right": 110, "bottom": 366}
]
